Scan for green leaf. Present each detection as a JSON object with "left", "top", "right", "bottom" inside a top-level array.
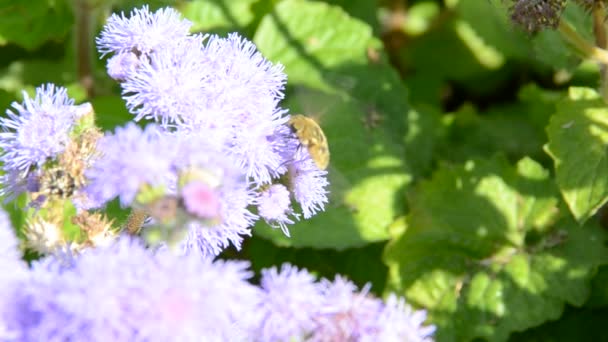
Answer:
[
  {"left": 0, "top": 0, "right": 73, "bottom": 50},
  {"left": 545, "top": 87, "right": 608, "bottom": 223},
  {"left": 585, "top": 264, "right": 608, "bottom": 308},
  {"left": 384, "top": 156, "right": 608, "bottom": 341},
  {"left": 179, "top": 0, "right": 257, "bottom": 34},
  {"left": 90, "top": 95, "right": 132, "bottom": 131},
  {"left": 252, "top": 0, "right": 412, "bottom": 249},
  {"left": 438, "top": 102, "right": 548, "bottom": 164},
  {"left": 318, "top": 0, "right": 380, "bottom": 33}
]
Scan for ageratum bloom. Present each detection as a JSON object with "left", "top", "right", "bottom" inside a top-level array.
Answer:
[
  {"left": 95, "top": 6, "right": 330, "bottom": 243},
  {"left": 96, "top": 5, "right": 192, "bottom": 56},
  {"left": 84, "top": 123, "right": 177, "bottom": 207},
  {"left": 287, "top": 147, "right": 329, "bottom": 219},
  {"left": 0, "top": 85, "right": 82, "bottom": 198},
  {"left": 121, "top": 35, "right": 210, "bottom": 126},
  {"left": 253, "top": 264, "right": 324, "bottom": 341},
  {"left": 172, "top": 133, "right": 257, "bottom": 257},
  {"left": 313, "top": 277, "right": 436, "bottom": 341},
  {"left": 0, "top": 208, "right": 27, "bottom": 340},
  {"left": 257, "top": 184, "right": 298, "bottom": 237},
  {"left": 2, "top": 237, "right": 261, "bottom": 341},
  {"left": 197, "top": 33, "right": 288, "bottom": 184}
]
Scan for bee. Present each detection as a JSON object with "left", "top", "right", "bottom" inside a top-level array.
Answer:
[{"left": 288, "top": 114, "right": 330, "bottom": 170}]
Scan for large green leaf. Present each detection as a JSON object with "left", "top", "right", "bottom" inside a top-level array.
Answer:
[
  {"left": 384, "top": 156, "right": 608, "bottom": 341},
  {"left": 0, "top": 0, "right": 73, "bottom": 50},
  {"left": 546, "top": 87, "right": 608, "bottom": 223},
  {"left": 179, "top": 0, "right": 257, "bottom": 34},
  {"left": 252, "top": 0, "right": 412, "bottom": 249}
]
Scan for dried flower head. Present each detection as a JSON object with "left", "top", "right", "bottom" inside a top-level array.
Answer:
[{"left": 508, "top": 0, "right": 568, "bottom": 33}]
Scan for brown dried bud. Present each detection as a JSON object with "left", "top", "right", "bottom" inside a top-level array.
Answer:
[{"left": 508, "top": 0, "right": 568, "bottom": 34}]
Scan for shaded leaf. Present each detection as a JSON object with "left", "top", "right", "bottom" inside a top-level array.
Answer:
[
  {"left": 252, "top": 0, "right": 412, "bottom": 249},
  {"left": 545, "top": 87, "right": 608, "bottom": 223},
  {"left": 0, "top": 0, "right": 73, "bottom": 50},
  {"left": 384, "top": 156, "right": 608, "bottom": 341}
]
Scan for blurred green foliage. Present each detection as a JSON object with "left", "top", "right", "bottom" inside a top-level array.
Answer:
[{"left": 3, "top": 0, "right": 608, "bottom": 340}]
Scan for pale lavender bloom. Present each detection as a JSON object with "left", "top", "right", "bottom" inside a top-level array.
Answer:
[
  {"left": 312, "top": 276, "right": 384, "bottom": 341},
  {"left": 254, "top": 264, "right": 324, "bottom": 341},
  {"left": 288, "top": 148, "right": 329, "bottom": 218},
  {"left": 0, "top": 84, "right": 78, "bottom": 175},
  {"left": 84, "top": 123, "right": 177, "bottom": 207},
  {"left": 0, "top": 207, "right": 21, "bottom": 266},
  {"left": 0, "top": 209, "right": 28, "bottom": 341},
  {"left": 106, "top": 52, "right": 140, "bottom": 81},
  {"left": 96, "top": 5, "right": 192, "bottom": 56},
  {"left": 184, "top": 183, "right": 257, "bottom": 258},
  {"left": 170, "top": 132, "right": 258, "bottom": 256},
  {"left": 198, "top": 34, "right": 288, "bottom": 184},
  {"left": 122, "top": 35, "right": 210, "bottom": 126},
  {"left": 181, "top": 181, "right": 222, "bottom": 220},
  {"left": 4, "top": 237, "right": 261, "bottom": 341},
  {"left": 373, "top": 294, "right": 436, "bottom": 342},
  {"left": 258, "top": 184, "right": 298, "bottom": 237}
]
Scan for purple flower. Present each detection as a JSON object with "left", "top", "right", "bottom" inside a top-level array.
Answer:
[
  {"left": 96, "top": 5, "right": 192, "bottom": 56},
  {"left": 4, "top": 237, "right": 261, "bottom": 341},
  {"left": 169, "top": 132, "right": 258, "bottom": 257},
  {"left": 288, "top": 147, "right": 329, "bottom": 218},
  {"left": 0, "top": 208, "right": 28, "bottom": 341},
  {"left": 258, "top": 184, "right": 298, "bottom": 237},
  {"left": 254, "top": 264, "right": 324, "bottom": 341},
  {"left": 0, "top": 208, "right": 20, "bottom": 264},
  {"left": 0, "top": 84, "right": 78, "bottom": 177},
  {"left": 84, "top": 123, "right": 177, "bottom": 207},
  {"left": 121, "top": 35, "right": 210, "bottom": 126},
  {"left": 312, "top": 276, "right": 384, "bottom": 341},
  {"left": 313, "top": 277, "right": 436, "bottom": 342},
  {"left": 183, "top": 183, "right": 257, "bottom": 258},
  {"left": 375, "top": 294, "right": 436, "bottom": 342},
  {"left": 106, "top": 52, "right": 140, "bottom": 81},
  {"left": 198, "top": 33, "right": 288, "bottom": 184},
  {"left": 181, "top": 181, "right": 222, "bottom": 220}
]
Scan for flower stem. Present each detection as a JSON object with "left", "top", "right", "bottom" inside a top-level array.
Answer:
[
  {"left": 592, "top": 3, "right": 608, "bottom": 102},
  {"left": 558, "top": 20, "right": 608, "bottom": 65},
  {"left": 74, "top": 0, "right": 96, "bottom": 97}
]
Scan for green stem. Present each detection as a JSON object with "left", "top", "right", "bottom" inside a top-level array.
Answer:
[
  {"left": 74, "top": 0, "right": 96, "bottom": 98},
  {"left": 592, "top": 4, "right": 608, "bottom": 101},
  {"left": 558, "top": 20, "right": 608, "bottom": 65}
]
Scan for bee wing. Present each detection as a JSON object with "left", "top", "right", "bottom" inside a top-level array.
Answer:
[{"left": 326, "top": 165, "right": 357, "bottom": 213}]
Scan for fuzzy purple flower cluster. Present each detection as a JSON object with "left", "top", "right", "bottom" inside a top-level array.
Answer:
[
  {"left": 90, "top": 5, "right": 328, "bottom": 255},
  {"left": 0, "top": 219, "right": 435, "bottom": 341},
  {"left": 0, "top": 6, "right": 329, "bottom": 257}
]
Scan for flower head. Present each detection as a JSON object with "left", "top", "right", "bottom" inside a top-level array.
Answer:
[
  {"left": 84, "top": 123, "right": 176, "bottom": 207},
  {"left": 508, "top": 0, "right": 567, "bottom": 33},
  {"left": 0, "top": 84, "right": 78, "bottom": 175},
  {"left": 121, "top": 35, "right": 210, "bottom": 126},
  {"left": 3, "top": 237, "right": 261, "bottom": 341},
  {"left": 288, "top": 147, "right": 329, "bottom": 218},
  {"left": 254, "top": 264, "right": 324, "bottom": 341},
  {"left": 375, "top": 294, "right": 436, "bottom": 342},
  {"left": 258, "top": 184, "right": 298, "bottom": 236},
  {"left": 96, "top": 5, "right": 192, "bottom": 56}
]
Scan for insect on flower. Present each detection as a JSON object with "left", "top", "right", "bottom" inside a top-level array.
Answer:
[{"left": 289, "top": 114, "right": 330, "bottom": 170}]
